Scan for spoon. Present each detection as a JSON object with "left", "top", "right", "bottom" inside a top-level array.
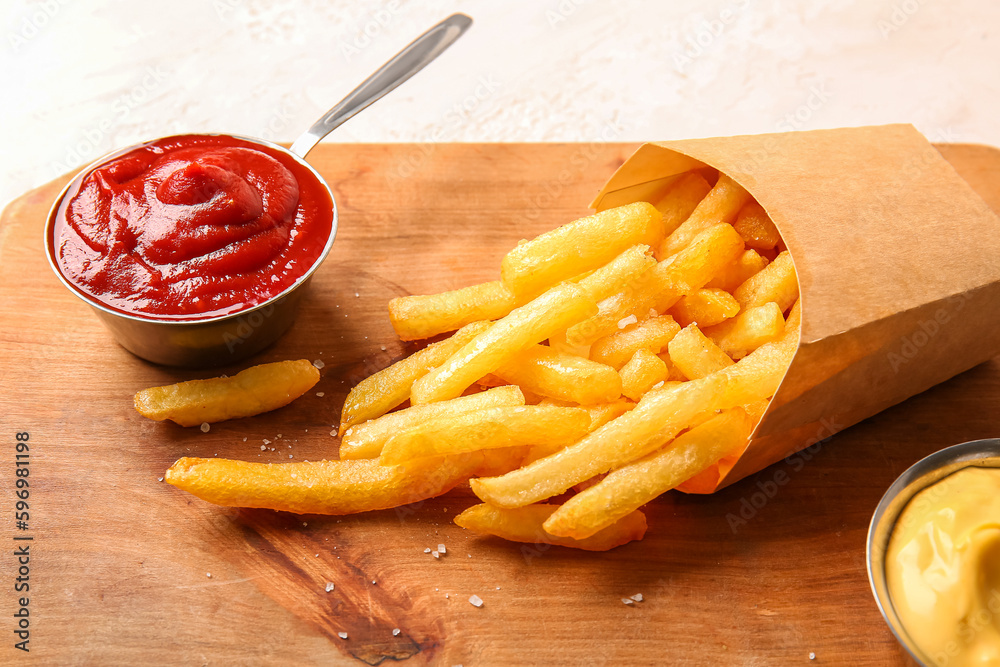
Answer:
[{"left": 290, "top": 13, "right": 472, "bottom": 158}]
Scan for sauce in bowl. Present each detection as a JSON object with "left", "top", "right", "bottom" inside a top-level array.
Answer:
[{"left": 50, "top": 134, "right": 334, "bottom": 320}]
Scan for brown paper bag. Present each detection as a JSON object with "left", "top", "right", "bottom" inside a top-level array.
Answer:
[{"left": 590, "top": 124, "right": 1000, "bottom": 491}]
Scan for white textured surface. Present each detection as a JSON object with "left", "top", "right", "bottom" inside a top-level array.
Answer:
[{"left": 2, "top": 0, "right": 998, "bottom": 210}]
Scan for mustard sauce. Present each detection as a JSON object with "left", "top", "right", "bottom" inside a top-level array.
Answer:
[{"left": 887, "top": 467, "right": 1000, "bottom": 666}]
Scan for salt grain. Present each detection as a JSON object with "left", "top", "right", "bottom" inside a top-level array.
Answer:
[
  {"left": 622, "top": 598, "right": 633, "bottom": 605},
  {"left": 433, "top": 551, "right": 440, "bottom": 559},
  {"left": 313, "top": 360, "right": 325, "bottom": 369},
  {"left": 468, "top": 595, "right": 483, "bottom": 607},
  {"left": 392, "top": 628, "right": 400, "bottom": 636},
  {"left": 617, "top": 314, "right": 638, "bottom": 330},
  {"left": 338, "top": 632, "right": 348, "bottom": 640},
  {"left": 424, "top": 548, "right": 431, "bottom": 553},
  {"left": 316, "top": 392, "right": 325, "bottom": 397},
  {"left": 325, "top": 582, "right": 335, "bottom": 592},
  {"left": 809, "top": 653, "right": 816, "bottom": 661},
  {"left": 206, "top": 573, "right": 212, "bottom": 578},
  {"left": 264, "top": 439, "right": 271, "bottom": 445},
  {"left": 631, "top": 594, "right": 643, "bottom": 602},
  {"left": 157, "top": 477, "right": 163, "bottom": 482},
  {"left": 200, "top": 422, "right": 210, "bottom": 433},
  {"left": 438, "top": 544, "right": 446, "bottom": 554},
  {"left": 260, "top": 445, "right": 267, "bottom": 451}
]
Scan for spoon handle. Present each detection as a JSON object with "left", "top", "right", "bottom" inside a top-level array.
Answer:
[{"left": 290, "top": 13, "right": 473, "bottom": 158}]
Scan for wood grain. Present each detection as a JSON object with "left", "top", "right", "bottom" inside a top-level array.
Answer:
[{"left": 1, "top": 142, "right": 996, "bottom": 665}]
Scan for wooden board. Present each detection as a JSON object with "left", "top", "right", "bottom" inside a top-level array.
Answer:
[{"left": 2, "top": 142, "right": 998, "bottom": 665}]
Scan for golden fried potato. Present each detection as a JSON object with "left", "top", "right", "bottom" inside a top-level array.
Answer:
[
  {"left": 658, "top": 173, "right": 751, "bottom": 258},
  {"left": 669, "top": 288, "right": 740, "bottom": 328},
  {"left": 653, "top": 172, "right": 713, "bottom": 246},
  {"left": 590, "top": 315, "right": 681, "bottom": 370},
  {"left": 165, "top": 454, "right": 482, "bottom": 514},
  {"left": 379, "top": 405, "right": 590, "bottom": 465},
  {"left": 134, "top": 359, "right": 319, "bottom": 427},
  {"left": 703, "top": 302, "right": 785, "bottom": 359},
  {"left": 388, "top": 281, "right": 515, "bottom": 341},
  {"left": 454, "top": 503, "right": 646, "bottom": 551},
  {"left": 705, "top": 249, "right": 769, "bottom": 292},
  {"left": 523, "top": 399, "right": 635, "bottom": 464},
  {"left": 495, "top": 344, "right": 622, "bottom": 405},
  {"left": 566, "top": 223, "right": 745, "bottom": 346},
  {"left": 619, "top": 348, "right": 668, "bottom": 401},
  {"left": 575, "top": 244, "right": 656, "bottom": 303},
  {"left": 410, "top": 282, "right": 597, "bottom": 404},
  {"left": 733, "top": 200, "right": 781, "bottom": 250},
  {"left": 500, "top": 202, "right": 663, "bottom": 299},
  {"left": 543, "top": 408, "right": 754, "bottom": 539},
  {"left": 339, "top": 321, "right": 491, "bottom": 435},
  {"left": 667, "top": 323, "right": 734, "bottom": 380},
  {"left": 548, "top": 327, "right": 592, "bottom": 359},
  {"left": 339, "top": 385, "right": 525, "bottom": 460},
  {"left": 733, "top": 250, "right": 799, "bottom": 313},
  {"left": 471, "top": 319, "right": 798, "bottom": 508}
]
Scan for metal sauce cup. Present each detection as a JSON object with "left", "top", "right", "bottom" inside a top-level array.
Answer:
[
  {"left": 44, "top": 134, "right": 338, "bottom": 368},
  {"left": 867, "top": 438, "right": 1000, "bottom": 665}
]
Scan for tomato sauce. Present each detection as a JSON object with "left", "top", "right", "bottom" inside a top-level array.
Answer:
[{"left": 51, "top": 134, "right": 334, "bottom": 319}]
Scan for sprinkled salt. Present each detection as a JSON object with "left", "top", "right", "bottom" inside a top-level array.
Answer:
[
  {"left": 809, "top": 653, "right": 816, "bottom": 661},
  {"left": 200, "top": 422, "right": 210, "bottom": 433},
  {"left": 354, "top": 292, "right": 359, "bottom": 297},
  {"left": 260, "top": 445, "right": 267, "bottom": 451},
  {"left": 288, "top": 454, "right": 293, "bottom": 459},
  {"left": 338, "top": 632, "right": 348, "bottom": 639},
  {"left": 438, "top": 544, "right": 446, "bottom": 554},
  {"left": 424, "top": 548, "right": 431, "bottom": 553},
  {"left": 433, "top": 551, "right": 440, "bottom": 559},
  {"left": 617, "top": 314, "right": 638, "bottom": 330},
  {"left": 622, "top": 598, "right": 633, "bottom": 605},
  {"left": 316, "top": 392, "right": 325, "bottom": 397},
  {"left": 263, "top": 439, "right": 271, "bottom": 445},
  {"left": 468, "top": 595, "right": 483, "bottom": 607},
  {"left": 325, "top": 582, "right": 335, "bottom": 592},
  {"left": 330, "top": 430, "right": 337, "bottom": 437},
  {"left": 303, "top": 522, "right": 308, "bottom": 527},
  {"left": 206, "top": 573, "right": 212, "bottom": 578},
  {"left": 392, "top": 628, "right": 400, "bottom": 636},
  {"left": 631, "top": 594, "right": 643, "bottom": 602},
  {"left": 157, "top": 477, "right": 163, "bottom": 482},
  {"left": 313, "top": 360, "right": 325, "bottom": 369}
]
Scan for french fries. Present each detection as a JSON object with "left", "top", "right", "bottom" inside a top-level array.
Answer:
[
  {"left": 378, "top": 405, "right": 590, "bottom": 466},
  {"left": 703, "top": 302, "right": 785, "bottom": 359},
  {"left": 165, "top": 454, "right": 482, "bottom": 515},
  {"left": 669, "top": 288, "right": 740, "bottom": 328},
  {"left": 410, "top": 282, "right": 597, "bottom": 404},
  {"left": 501, "top": 202, "right": 662, "bottom": 299},
  {"left": 455, "top": 503, "right": 646, "bottom": 551},
  {"left": 543, "top": 408, "right": 754, "bottom": 539},
  {"left": 388, "top": 281, "right": 515, "bottom": 341},
  {"left": 339, "top": 321, "right": 490, "bottom": 435},
  {"left": 733, "top": 250, "right": 799, "bottom": 312},
  {"left": 166, "top": 166, "right": 804, "bottom": 551},
  {"left": 667, "top": 324, "right": 734, "bottom": 380},
  {"left": 135, "top": 360, "right": 319, "bottom": 427},
  {"left": 658, "top": 173, "right": 751, "bottom": 258},
  {"left": 619, "top": 348, "right": 668, "bottom": 401},
  {"left": 590, "top": 315, "right": 681, "bottom": 370},
  {"left": 340, "top": 385, "right": 525, "bottom": 460},
  {"left": 494, "top": 344, "right": 622, "bottom": 405}
]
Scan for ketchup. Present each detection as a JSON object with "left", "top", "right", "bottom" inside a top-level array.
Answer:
[{"left": 51, "top": 134, "right": 334, "bottom": 319}]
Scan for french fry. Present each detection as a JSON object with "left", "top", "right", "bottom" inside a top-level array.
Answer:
[
  {"left": 703, "top": 302, "right": 785, "bottom": 359},
  {"left": 575, "top": 244, "right": 656, "bottom": 303},
  {"left": 476, "top": 447, "right": 532, "bottom": 477},
  {"left": 668, "top": 288, "right": 740, "bottom": 328},
  {"left": 388, "top": 281, "right": 515, "bottom": 341},
  {"left": 590, "top": 315, "right": 681, "bottom": 370},
  {"left": 471, "top": 320, "right": 798, "bottom": 508},
  {"left": 667, "top": 323, "right": 734, "bottom": 380},
  {"left": 705, "top": 249, "right": 769, "bottom": 291},
  {"left": 566, "top": 224, "right": 745, "bottom": 346},
  {"left": 658, "top": 173, "right": 751, "bottom": 258},
  {"left": 501, "top": 202, "right": 663, "bottom": 299},
  {"left": 134, "top": 360, "right": 319, "bottom": 427},
  {"left": 165, "top": 454, "right": 483, "bottom": 515},
  {"left": 494, "top": 344, "right": 622, "bottom": 404},
  {"left": 543, "top": 408, "right": 754, "bottom": 539},
  {"left": 339, "top": 321, "right": 491, "bottom": 435},
  {"left": 733, "top": 250, "right": 799, "bottom": 312},
  {"left": 339, "top": 385, "right": 525, "bottom": 460},
  {"left": 733, "top": 200, "right": 781, "bottom": 250},
  {"left": 657, "top": 353, "right": 688, "bottom": 381},
  {"left": 409, "top": 282, "right": 597, "bottom": 405},
  {"left": 619, "top": 348, "right": 668, "bottom": 401},
  {"left": 379, "top": 405, "right": 591, "bottom": 466},
  {"left": 454, "top": 503, "right": 646, "bottom": 552},
  {"left": 653, "top": 172, "right": 713, "bottom": 246},
  {"left": 548, "top": 327, "right": 592, "bottom": 358},
  {"left": 523, "top": 400, "right": 635, "bottom": 464}
]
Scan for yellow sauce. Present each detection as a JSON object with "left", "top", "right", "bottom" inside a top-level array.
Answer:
[{"left": 887, "top": 466, "right": 1000, "bottom": 666}]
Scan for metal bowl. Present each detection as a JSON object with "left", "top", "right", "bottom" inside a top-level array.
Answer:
[
  {"left": 866, "top": 438, "right": 1000, "bottom": 665},
  {"left": 43, "top": 133, "right": 338, "bottom": 368}
]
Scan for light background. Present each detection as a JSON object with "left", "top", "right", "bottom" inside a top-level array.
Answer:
[{"left": 3, "top": 0, "right": 997, "bottom": 211}]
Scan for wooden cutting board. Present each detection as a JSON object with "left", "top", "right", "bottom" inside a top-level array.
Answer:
[{"left": 2, "top": 142, "right": 999, "bottom": 666}]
